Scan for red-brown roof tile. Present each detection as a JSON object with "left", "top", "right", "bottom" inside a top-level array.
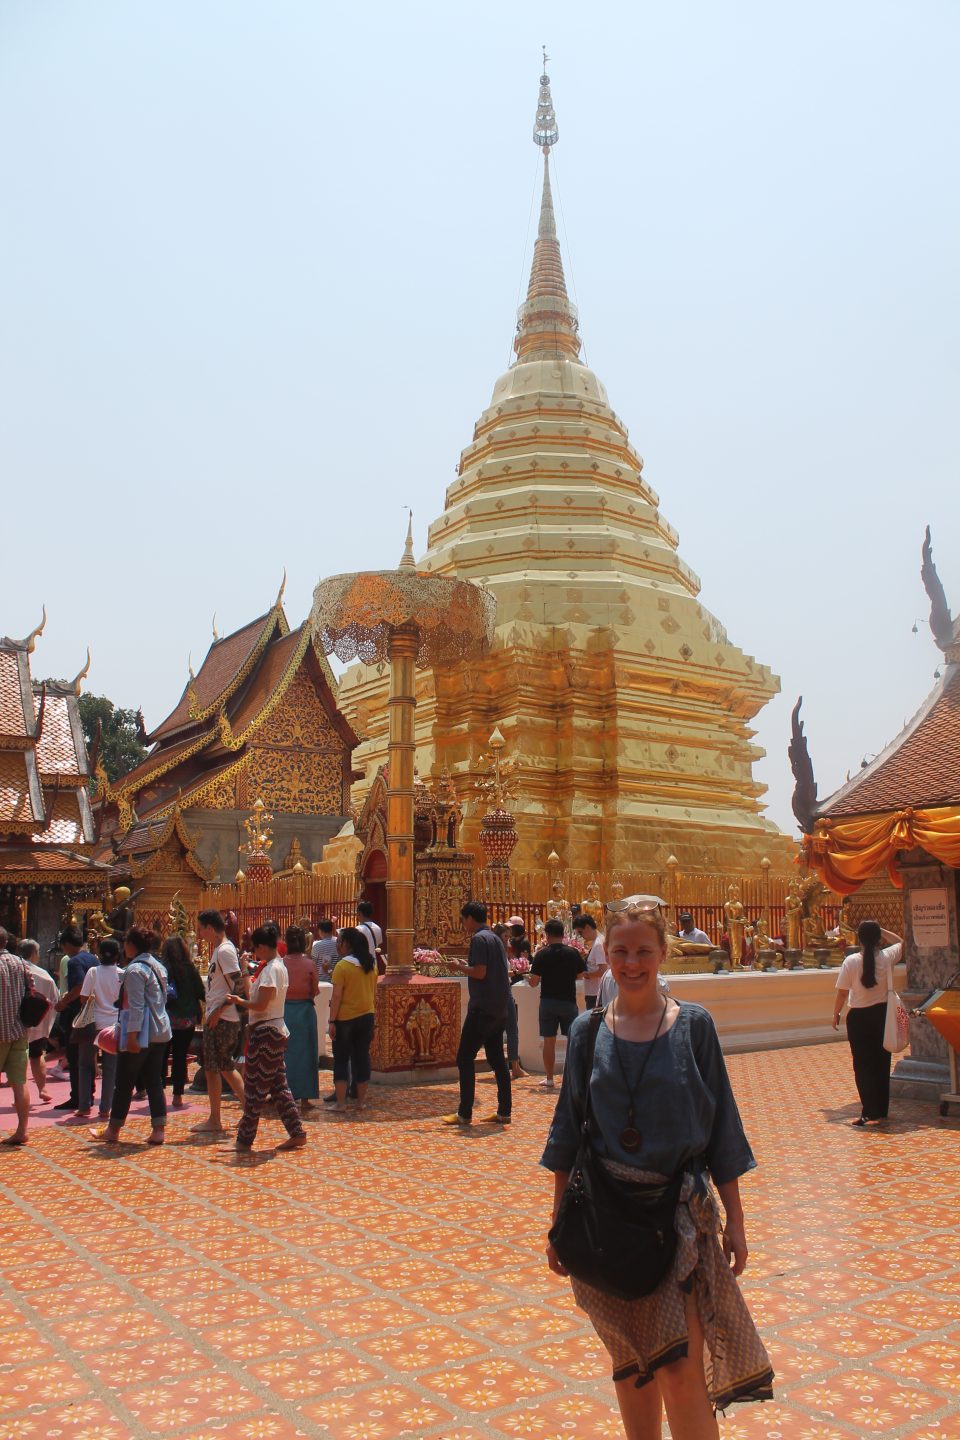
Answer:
[
  {"left": 0, "top": 847, "right": 109, "bottom": 878},
  {"left": 148, "top": 612, "right": 279, "bottom": 742},
  {"left": 821, "top": 665, "right": 960, "bottom": 818},
  {"left": 0, "top": 752, "right": 43, "bottom": 825},
  {"left": 31, "top": 791, "right": 87, "bottom": 846},
  {"left": 0, "top": 650, "right": 33, "bottom": 738},
  {"left": 227, "top": 628, "right": 304, "bottom": 735},
  {"left": 115, "top": 731, "right": 213, "bottom": 795},
  {"left": 34, "top": 693, "right": 85, "bottom": 778}
]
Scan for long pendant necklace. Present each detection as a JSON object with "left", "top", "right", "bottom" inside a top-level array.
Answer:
[{"left": 610, "top": 995, "right": 668, "bottom": 1153}]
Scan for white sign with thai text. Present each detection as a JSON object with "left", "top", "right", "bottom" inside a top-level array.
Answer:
[{"left": 910, "top": 888, "right": 950, "bottom": 950}]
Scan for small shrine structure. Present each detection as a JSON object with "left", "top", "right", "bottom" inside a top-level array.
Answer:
[
  {"left": 101, "top": 584, "right": 360, "bottom": 927},
  {"left": 0, "top": 613, "right": 110, "bottom": 947},
  {"left": 802, "top": 528, "right": 960, "bottom": 1096}
]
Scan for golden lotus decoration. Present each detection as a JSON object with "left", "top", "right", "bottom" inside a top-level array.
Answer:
[{"left": 310, "top": 551, "right": 495, "bottom": 973}]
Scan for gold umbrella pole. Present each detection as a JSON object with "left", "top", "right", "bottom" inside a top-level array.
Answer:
[{"left": 385, "top": 623, "right": 418, "bottom": 973}]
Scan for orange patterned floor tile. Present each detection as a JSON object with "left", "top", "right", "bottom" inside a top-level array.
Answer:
[
  {"left": 419, "top": 1356, "right": 562, "bottom": 1411},
  {"left": 0, "top": 1041, "right": 955, "bottom": 1440},
  {"left": 358, "top": 1321, "right": 488, "bottom": 1369},
  {"left": 298, "top": 1382, "right": 457, "bottom": 1434}
]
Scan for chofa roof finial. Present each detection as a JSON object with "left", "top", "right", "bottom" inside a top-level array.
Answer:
[
  {"left": 22, "top": 605, "right": 47, "bottom": 653},
  {"left": 921, "top": 525, "right": 954, "bottom": 651},
  {"left": 788, "top": 697, "right": 819, "bottom": 835}
]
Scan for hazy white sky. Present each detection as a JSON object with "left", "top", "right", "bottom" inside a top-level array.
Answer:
[{"left": 2, "top": 0, "right": 957, "bottom": 836}]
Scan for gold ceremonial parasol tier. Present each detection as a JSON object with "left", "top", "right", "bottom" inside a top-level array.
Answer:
[
  {"left": 310, "top": 550, "right": 495, "bottom": 973},
  {"left": 310, "top": 570, "right": 496, "bottom": 669}
]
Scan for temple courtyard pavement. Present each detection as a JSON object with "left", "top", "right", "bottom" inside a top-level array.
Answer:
[{"left": 0, "top": 1042, "right": 958, "bottom": 1440}]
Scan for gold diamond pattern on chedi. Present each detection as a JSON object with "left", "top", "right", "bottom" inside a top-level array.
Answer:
[{"left": 246, "top": 747, "right": 342, "bottom": 814}]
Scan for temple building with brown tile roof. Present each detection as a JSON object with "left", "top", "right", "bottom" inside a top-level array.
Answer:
[
  {"left": 0, "top": 613, "right": 111, "bottom": 949},
  {"left": 803, "top": 528, "right": 960, "bottom": 1098},
  {"left": 101, "top": 586, "right": 360, "bottom": 927}
]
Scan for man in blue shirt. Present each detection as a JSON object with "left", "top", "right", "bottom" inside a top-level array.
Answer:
[
  {"left": 443, "top": 902, "right": 512, "bottom": 1127},
  {"left": 53, "top": 928, "right": 97, "bottom": 1113}
]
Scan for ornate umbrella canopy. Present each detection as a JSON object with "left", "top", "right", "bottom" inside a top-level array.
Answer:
[{"left": 310, "top": 569, "right": 496, "bottom": 667}]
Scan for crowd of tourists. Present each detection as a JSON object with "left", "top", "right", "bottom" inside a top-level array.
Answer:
[{"left": 0, "top": 898, "right": 385, "bottom": 1152}]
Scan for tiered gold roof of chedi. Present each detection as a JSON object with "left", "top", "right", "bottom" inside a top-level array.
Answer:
[{"left": 339, "top": 66, "right": 789, "bottom": 872}]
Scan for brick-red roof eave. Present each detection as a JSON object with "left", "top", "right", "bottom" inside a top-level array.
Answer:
[{"left": 818, "top": 664, "right": 960, "bottom": 820}]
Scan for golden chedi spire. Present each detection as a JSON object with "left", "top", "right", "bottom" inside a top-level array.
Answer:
[
  {"left": 340, "top": 59, "right": 789, "bottom": 875},
  {"left": 515, "top": 59, "right": 581, "bottom": 363}
]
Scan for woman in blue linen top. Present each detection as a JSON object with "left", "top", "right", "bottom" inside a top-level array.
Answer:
[{"left": 541, "top": 902, "right": 772, "bottom": 1437}]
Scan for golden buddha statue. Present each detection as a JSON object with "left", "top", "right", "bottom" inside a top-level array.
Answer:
[
  {"left": 580, "top": 875, "right": 604, "bottom": 932},
  {"left": 783, "top": 880, "right": 803, "bottom": 952},
  {"left": 724, "top": 884, "right": 747, "bottom": 966}
]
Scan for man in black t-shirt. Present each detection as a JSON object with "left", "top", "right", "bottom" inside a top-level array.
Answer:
[
  {"left": 528, "top": 919, "right": 587, "bottom": 1089},
  {"left": 443, "top": 902, "right": 512, "bottom": 1127}
]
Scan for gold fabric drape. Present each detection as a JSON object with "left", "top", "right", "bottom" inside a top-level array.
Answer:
[{"left": 802, "top": 807, "right": 960, "bottom": 893}]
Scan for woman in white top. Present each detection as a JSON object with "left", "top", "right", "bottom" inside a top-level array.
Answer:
[
  {"left": 77, "top": 937, "right": 123, "bottom": 1119},
  {"left": 833, "top": 921, "right": 903, "bottom": 1126},
  {"left": 231, "top": 923, "right": 307, "bottom": 1155}
]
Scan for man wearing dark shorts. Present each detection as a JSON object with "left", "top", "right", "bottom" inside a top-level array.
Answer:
[
  {"left": 193, "top": 910, "right": 246, "bottom": 1135},
  {"left": 528, "top": 918, "right": 586, "bottom": 1089},
  {"left": 444, "top": 902, "right": 512, "bottom": 1127}
]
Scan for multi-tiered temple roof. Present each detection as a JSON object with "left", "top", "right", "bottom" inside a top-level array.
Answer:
[{"left": 0, "top": 614, "right": 109, "bottom": 912}]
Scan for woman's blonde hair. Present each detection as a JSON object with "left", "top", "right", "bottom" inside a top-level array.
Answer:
[{"left": 605, "top": 904, "right": 670, "bottom": 948}]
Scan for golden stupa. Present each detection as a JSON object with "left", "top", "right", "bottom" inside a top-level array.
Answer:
[{"left": 339, "top": 64, "right": 790, "bottom": 873}]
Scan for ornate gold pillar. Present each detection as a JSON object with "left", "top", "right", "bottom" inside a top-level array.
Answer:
[{"left": 385, "top": 623, "right": 418, "bottom": 973}]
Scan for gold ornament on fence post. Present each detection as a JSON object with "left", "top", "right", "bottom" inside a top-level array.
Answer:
[
  {"left": 242, "top": 797, "right": 274, "bottom": 885},
  {"left": 475, "top": 725, "right": 519, "bottom": 870}
]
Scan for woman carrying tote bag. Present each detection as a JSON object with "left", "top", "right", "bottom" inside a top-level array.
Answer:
[{"left": 833, "top": 921, "right": 903, "bottom": 1126}]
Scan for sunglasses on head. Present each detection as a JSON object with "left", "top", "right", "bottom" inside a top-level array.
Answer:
[{"left": 604, "top": 894, "right": 665, "bottom": 915}]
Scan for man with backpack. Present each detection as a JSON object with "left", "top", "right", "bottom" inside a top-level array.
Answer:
[{"left": 0, "top": 927, "right": 32, "bottom": 1144}]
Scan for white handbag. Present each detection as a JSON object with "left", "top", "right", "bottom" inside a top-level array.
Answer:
[{"left": 883, "top": 987, "right": 909, "bottom": 1053}]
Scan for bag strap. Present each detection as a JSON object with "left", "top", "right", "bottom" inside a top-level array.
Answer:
[{"left": 576, "top": 1005, "right": 606, "bottom": 1136}]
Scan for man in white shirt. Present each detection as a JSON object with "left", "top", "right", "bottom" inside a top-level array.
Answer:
[
  {"left": 572, "top": 915, "right": 607, "bottom": 1010},
  {"left": 19, "top": 940, "right": 58, "bottom": 1105},
  {"left": 356, "top": 901, "right": 383, "bottom": 972},
  {"left": 678, "top": 912, "right": 712, "bottom": 946},
  {"left": 311, "top": 919, "right": 339, "bottom": 980},
  {"left": 193, "top": 909, "right": 246, "bottom": 1135}
]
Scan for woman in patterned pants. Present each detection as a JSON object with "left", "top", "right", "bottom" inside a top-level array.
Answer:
[{"left": 231, "top": 923, "right": 306, "bottom": 1155}]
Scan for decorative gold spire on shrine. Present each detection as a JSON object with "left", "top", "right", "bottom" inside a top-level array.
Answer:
[
  {"left": 515, "top": 55, "right": 581, "bottom": 363},
  {"left": 399, "top": 511, "right": 416, "bottom": 570}
]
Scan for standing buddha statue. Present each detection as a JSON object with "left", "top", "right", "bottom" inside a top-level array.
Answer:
[{"left": 724, "top": 884, "right": 747, "bottom": 966}]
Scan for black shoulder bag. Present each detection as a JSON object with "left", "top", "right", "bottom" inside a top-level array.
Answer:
[
  {"left": 548, "top": 1006, "right": 684, "bottom": 1300},
  {"left": 19, "top": 971, "right": 52, "bottom": 1029}
]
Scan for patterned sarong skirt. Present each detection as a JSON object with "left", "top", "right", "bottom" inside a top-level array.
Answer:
[{"left": 570, "top": 1165, "right": 774, "bottom": 1411}]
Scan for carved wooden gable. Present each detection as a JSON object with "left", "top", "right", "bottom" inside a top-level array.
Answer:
[{"left": 245, "top": 664, "right": 348, "bottom": 816}]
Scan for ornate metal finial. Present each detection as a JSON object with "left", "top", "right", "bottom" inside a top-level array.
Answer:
[
  {"left": 921, "top": 525, "right": 954, "bottom": 651},
  {"left": 399, "top": 509, "right": 415, "bottom": 570},
  {"left": 187, "top": 651, "right": 195, "bottom": 682},
  {"left": 212, "top": 613, "right": 219, "bottom": 642},
  {"left": 70, "top": 648, "right": 91, "bottom": 695},
  {"left": 788, "top": 696, "right": 819, "bottom": 835},
  {"left": 21, "top": 605, "right": 46, "bottom": 653},
  {"left": 276, "top": 569, "right": 287, "bottom": 607},
  {"left": 533, "top": 51, "right": 559, "bottom": 154},
  {"left": 475, "top": 725, "right": 517, "bottom": 810}
]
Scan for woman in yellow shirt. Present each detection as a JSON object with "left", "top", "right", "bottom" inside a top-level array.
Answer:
[{"left": 327, "top": 927, "right": 378, "bottom": 1113}]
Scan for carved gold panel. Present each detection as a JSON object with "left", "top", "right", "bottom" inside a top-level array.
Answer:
[
  {"left": 246, "top": 747, "right": 342, "bottom": 815},
  {"left": 370, "top": 977, "right": 461, "bottom": 1071}
]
